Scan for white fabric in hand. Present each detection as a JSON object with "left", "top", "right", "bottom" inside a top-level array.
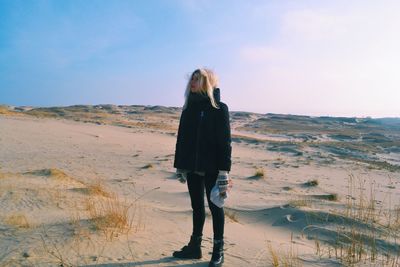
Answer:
[
  {"left": 210, "top": 184, "right": 227, "bottom": 208},
  {"left": 210, "top": 171, "right": 230, "bottom": 208}
]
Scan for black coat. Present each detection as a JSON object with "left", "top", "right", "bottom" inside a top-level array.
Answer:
[{"left": 174, "top": 88, "right": 232, "bottom": 172}]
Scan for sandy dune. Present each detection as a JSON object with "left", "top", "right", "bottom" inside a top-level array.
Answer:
[{"left": 1, "top": 109, "right": 400, "bottom": 266}]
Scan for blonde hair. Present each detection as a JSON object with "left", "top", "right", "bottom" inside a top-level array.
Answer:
[{"left": 183, "top": 68, "right": 219, "bottom": 110}]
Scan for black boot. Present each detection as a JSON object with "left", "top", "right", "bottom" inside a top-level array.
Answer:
[
  {"left": 208, "top": 239, "right": 224, "bottom": 267},
  {"left": 173, "top": 235, "right": 202, "bottom": 259}
]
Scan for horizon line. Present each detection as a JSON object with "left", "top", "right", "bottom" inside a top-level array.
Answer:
[{"left": 1, "top": 102, "right": 399, "bottom": 120}]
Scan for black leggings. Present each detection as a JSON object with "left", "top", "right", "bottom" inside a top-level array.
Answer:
[{"left": 186, "top": 171, "right": 224, "bottom": 240}]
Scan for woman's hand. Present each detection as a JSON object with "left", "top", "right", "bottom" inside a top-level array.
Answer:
[{"left": 217, "top": 171, "right": 232, "bottom": 197}]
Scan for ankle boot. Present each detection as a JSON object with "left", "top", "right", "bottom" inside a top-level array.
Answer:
[
  {"left": 208, "top": 239, "right": 224, "bottom": 267},
  {"left": 173, "top": 235, "right": 202, "bottom": 259}
]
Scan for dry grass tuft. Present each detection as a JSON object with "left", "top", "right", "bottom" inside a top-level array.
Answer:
[
  {"left": 254, "top": 167, "right": 265, "bottom": 178},
  {"left": 312, "top": 173, "right": 400, "bottom": 266},
  {"left": 85, "top": 196, "right": 135, "bottom": 240},
  {"left": 267, "top": 235, "right": 303, "bottom": 267},
  {"left": 24, "top": 109, "right": 59, "bottom": 118},
  {"left": 304, "top": 179, "right": 319, "bottom": 187},
  {"left": 142, "top": 164, "right": 153, "bottom": 169},
  {"left": 85, "top": 181, "right": 113, "bottom": 198},
  {"left": 289, "top": 198, "right": 311, "bottom": 208},
  {"left": 0, "top": 106, "right": 21, "bottom": 116},
  {"left": 38, "top": 187, "right": 147, "bottom": 266},
  {"left": 5, "top": 214, "right": 30, "bottom": 228},
  {"left": 325, "top": 193, "right": 338, "bottom": 201},
  {"left": 25, "top": 168, "right": 75, "bottom": 182},
  {"left": 71, "top": 179, "right": 114, "bottom": 198},
  {"left": 314, "top": 193, "right": 338, "bottom": 201},
  {"left": 225, "top": 210, "right": 239, "bottom": 223},
  {"left": 268, "top": 243, "right": 280, "bottom": 267}
]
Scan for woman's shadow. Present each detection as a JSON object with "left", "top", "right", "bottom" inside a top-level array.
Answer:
[{"left": 81, "top": 256, "right": 209, "bottom": 266}]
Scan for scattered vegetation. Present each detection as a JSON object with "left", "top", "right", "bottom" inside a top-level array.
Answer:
[
  {"left": 5, "top": 214, "right": 30, "bottom": 228},
  {"left": 303, "top": 179, "right": 319, "bottom": 187},
  {"left": 231, "top": 133, "right": 264, "bottom": 144},
  {"left": 20, "top": 105, "right": 179, "bottom": 132},
  {"left": 254, "top": 167, "right": 265, "bottom": 178},
  {"left": 289, "top": 198, "right": 311, "bottom": 208},
  {"left": 267, "top": 234, "right": 303, "bottom": 267},
  {"left": 310, "top": 174, "right": 400, "bottom": 266},
  {"left": 313, "top": 193, "right": 338, "bottom": 201},
  {"left": 141, "top": 163, "right": 153, "bottom": 169},
  {"left": 36, "top": 182, "right": 150, "bottom": 266},
  {"left": 84, "top": 181, "right": 113, "bottom": 198},
  {"left": 0, "top": 106, "right": 21, "bottom": 116},
  {"left": 225, "top": 209, "right": 239, "bottom": 223},
  {"left": 85, "top": 196, "right": 135, "bottom": 241},
  {"left": 24, "top": 168, "right": 77, "bottom": 183},
  {"left": 279, "top": 173, "right": 400, "bottom": 266},
  {"left": 364, "top": 159, "right": 400, "bottom": 172}
]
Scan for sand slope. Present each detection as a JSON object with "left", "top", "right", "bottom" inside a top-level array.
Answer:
[{"left": 1, "top": 114, "right": 399, "bottom": 266}]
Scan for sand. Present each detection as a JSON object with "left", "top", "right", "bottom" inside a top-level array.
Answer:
[{"left": 1, "top": 112, "right": 399, "bottom": 266}]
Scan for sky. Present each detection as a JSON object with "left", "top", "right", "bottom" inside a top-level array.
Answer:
[{"left": 1, "top": 0, "right": 399, "bottom": 118}]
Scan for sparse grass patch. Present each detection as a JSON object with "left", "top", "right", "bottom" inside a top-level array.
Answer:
[
  {"left": 5, "top": 214, "right": 30, "bottom": 228},
  {"left": 352, "top": 158, "right": 400, "bottom": 172},
  {"left": 268, "top": 243, "right": 279, "bottom": 267},
  {"left": 393, "top": 205, "right": 400, "bottom": 230},
  {"left": 68, "top": 212, "right": 92, "bottom": 240},
  {"left": 325, "top": 193, "right": 338, "bottom": 201},
  {"left": 313, "top": 193, "right": 338, "bottom": 201},
  {"left": 24, "top": 168, "right": 77, "bottom": 183},
  {"left": 254, "top": 167, "right": 265, "bottom": 178},
  {"left": 289, "top": 198, "right": 311, "bottom": 208},
  {"left": 283, "top": 186, "right": 293, "bottom": 191},
  {"left": 85, "top": 181, "right": 113, "bottom": 198},
  {"left": 0, "top": 106, "right": 21, "bottom": 116},
  {"left": 38, "top": 187, "right": 148, "bottom": 266},
  {"left": 25, "top": 109, "right": 59, "bottom": 118},
  {"left": 267, "top": 235, "right": 303, "bottom": 267},
  {"left": 304, "top": 179, "right": 319, "bottom": 187},
  {"left": 85, "top": 196, "right": 135, "bottom": 240},
  {"left": 225, "top": 210, "right": 239, "bottom": 223},
  {"left": 142, "top": 163, "right": 153, "bottom": 169},
  {"left": 312, "top": 174, "right": 400, "bottom": 266},
  {"left": 231, "top": 133, "right": 264, "bottom": 144}
]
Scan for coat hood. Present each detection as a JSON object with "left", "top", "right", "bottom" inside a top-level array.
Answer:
[{"left": 188, "top": 88, "right": 221, "bottom": 105}]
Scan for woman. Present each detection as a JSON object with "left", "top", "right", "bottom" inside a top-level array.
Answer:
[{"left": 173, "top": 68, "right": 232, "bottom": 267}]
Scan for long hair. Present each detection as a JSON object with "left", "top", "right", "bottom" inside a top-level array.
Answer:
[{"left": 183, "top": 68, "right": 220, "bottom": 110}]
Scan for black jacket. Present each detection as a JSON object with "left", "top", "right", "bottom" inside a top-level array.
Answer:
[{"left": 174, "top": 88, "right": 232, "bottom": 172}]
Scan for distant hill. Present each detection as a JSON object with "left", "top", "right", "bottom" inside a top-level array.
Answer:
[{"left": 1, "top": 104, "right": 400, "bottom": 171}]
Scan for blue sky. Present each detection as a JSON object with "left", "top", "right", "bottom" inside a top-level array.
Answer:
[{"left": 1, "top": 0, "right": 399, "bottom": 118}]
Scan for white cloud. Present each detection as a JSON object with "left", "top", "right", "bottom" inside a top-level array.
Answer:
[
  {"left": 235, "top": 2, "right": 400, "bottom": 117},
  {"left": 281, "top": 9, "right": 351, "bottom": 41}
]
